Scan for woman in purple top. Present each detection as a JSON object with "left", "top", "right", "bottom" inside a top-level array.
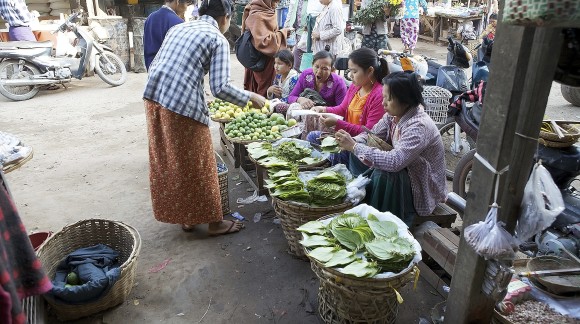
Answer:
[{"left": 287, "top": 50, "right": 347, "bottom": 108}]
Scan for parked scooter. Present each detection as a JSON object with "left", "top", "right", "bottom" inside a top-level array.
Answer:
[{"left": 0, "top": 10, "right": 127, "bottom": 101}]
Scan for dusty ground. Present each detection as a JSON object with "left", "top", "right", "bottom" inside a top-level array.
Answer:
[{"left": 0, "top": 37, "right": 576, "bottom": 324}]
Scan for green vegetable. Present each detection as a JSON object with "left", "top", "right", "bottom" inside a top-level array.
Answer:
[
  {"left": 321, "top": 137, "right": 340, "bottom": 153},
  {"left": 300, "top": 234, "right": 335, "bottom": 248},
  {"left": 365, "top": 237, "right": 415, "bottom": 273},
  {"left": 367, "top": 214, "right": 398, "bottom": 238},
  {"left": 329, "top": 213, "right": 374, "bottom": 251},
  {"left": 341, "top": 259, "right": 380, "bottom": 278},
  {"left": 275, "top": 141, "right": 312, "bottom": 162},
  {"left": 324, "top": 249, "right": 357, "bottom": 267},
  {"left": 66, "top": 272, "right": 80, "bottom": 285},
  {"left": 305, "top": 170, "right": 347, "bottom": 206},
  {"left": 307, "top": 246, "right": 336, "bottom": 263},
  {"left": 298, "top": 157, "right": 322, "bottom": 165},
  {"left": 297, "top": 221, "right": 328, "bottom": 235}
]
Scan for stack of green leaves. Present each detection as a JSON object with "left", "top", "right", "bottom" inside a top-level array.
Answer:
[
  {"left": 353, "top": 0, "right": 388, "bottom": 26},
  {"left": 274, "top": 141, "right": 312, "bottom": 162},
  {"left": 321, "top": 137, "right": 340, "bottom": 153},
  {"left": 266, "top": 168, "right": 310, "bottom": 202},
  {"left": 305, "top": 170, "right": 347, "bottom": 206},
  {"left": 297, "top": 212, "right": 417, "bottom": 278}
]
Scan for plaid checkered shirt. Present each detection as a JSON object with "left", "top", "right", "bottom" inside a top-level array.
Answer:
[
  {"left": 0, "top": 0, "right": 31, "bottom": 27},
  {"left": 143, "top": 15, "right": 249, "bottom": 125},
  {"left": 353, "top": 106, "right": 447, "bottom": 216}
]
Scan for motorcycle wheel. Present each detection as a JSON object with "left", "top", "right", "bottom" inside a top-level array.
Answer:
[
  {"left": 439, "top": 122, "right": 476, "bottom": 180},
  {"left": 452, "top": 149, "right": 476, "bottom": 198},
  {"left": 561, "top": 84, "right": 580, "bottom": 107},
  {"left": 0, "top": 59, "right": 40, "bottom": 101},
  {"left": 95, "top": 51, "right": 127, "bottom": 86}
]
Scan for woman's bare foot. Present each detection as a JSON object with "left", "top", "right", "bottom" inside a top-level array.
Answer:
[
  {"left": 181, "top": 224, "right": 195, "bottom": 232},
  {"left": 208, "top": 220, "right": 244, "bottom": 236}
]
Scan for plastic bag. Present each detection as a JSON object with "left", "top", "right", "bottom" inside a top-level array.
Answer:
[
  {"left": 346, "top": 174, "right": 371, "bottom": 205},
  {"left": 464, "top": 205, "right": 517, "bottom": 260},
  {"left": 515, "top": 163, "right": 565, "bottom": 242}
]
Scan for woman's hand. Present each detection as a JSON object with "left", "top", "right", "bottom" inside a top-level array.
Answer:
[
  {"left": 249, "top": 92, "right": 267, "bottom": 108},
  {"left": 297, "top": 97, "right": 315, "bottom": 109},
  {"left": 311, "top": 106, "right": 326, "bottom": 113},
  {"left": 268, "top": 85, "right": 282, "bottom": 97},
  {"left": 320, "top": 115, "right": 338, "bottom": 128},
  {"left": 312, "top": 31, "right": 321, "bottom": 40},
  {"left": 335, "top": 129, "right": 356, "bottom": 152}
]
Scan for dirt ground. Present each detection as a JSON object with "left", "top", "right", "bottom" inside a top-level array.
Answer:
[{"left": 0, "top": 37, "right": 576, "bottom": 324}]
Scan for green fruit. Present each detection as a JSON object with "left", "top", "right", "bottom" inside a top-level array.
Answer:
[
  {"left": 66, "top": 272, "right": 80, "bottom": 285},
  {"left": 288, "top": 119, "right": 297, "bottom": 127}
]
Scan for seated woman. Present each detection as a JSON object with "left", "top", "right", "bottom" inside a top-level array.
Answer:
[
  {"left": 267, "top": 49, "right": 299, "bottom": 115},
  {"left": 286, "top": 50, "right": 347, "bottom": 110},
  {"left": 334, "top": 71, "right": 447, "bottom": 226},
  {"left": 306, "top": 47, "right": 389, "bottom": 165}
]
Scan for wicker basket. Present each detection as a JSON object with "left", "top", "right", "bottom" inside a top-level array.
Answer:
[
  {"left": 272, "top": 197, "right": 353, "bottom": 258},
  {"left": 307, "top": 215, "right": 418, "bottom": 324},
  {"left": 216, "top": 152, "right": 230, "bottom": 215},
  {"left": 37, "top": 219, "right": 141, "bottom": 321},
  {"left": 539, "top": 124, "right": 580, "bottom": 145},
  {"left": 422, "top": 86, "right": 452, "bottom": 125}
]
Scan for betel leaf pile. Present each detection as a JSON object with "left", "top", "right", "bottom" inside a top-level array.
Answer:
[
  {"left": 247, "top": 141, "right": 323, "bottom": 166},
  {"left": 266, "top": 167, "right": 348, "bottom": 206},
  {"left": 321, "top": 137, "right": 340, "bottom": 153},
  {"left": 298, "top": 213, "right": 416, "bottom": 278}
]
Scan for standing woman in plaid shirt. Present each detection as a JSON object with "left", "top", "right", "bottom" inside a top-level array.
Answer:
[
  {"left": 334, "top": 71, "right": 446, "bottom": 226},
  {"left": 143, "top": 0, "right": 266, "bottom": 235}
]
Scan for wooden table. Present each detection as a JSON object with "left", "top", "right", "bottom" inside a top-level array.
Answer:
[
  {"left": 419, "top": 15, "right": 442, "bottom": 44},
  {"left": 436, "top": 13, "right": 483, "bottom": 42}
]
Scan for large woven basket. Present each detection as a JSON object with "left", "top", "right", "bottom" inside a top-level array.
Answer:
[
  {"left": 37, "top": 219, "right": 141, "bottom": 321},
  {"left": 216, "top": 152, "right": 230, "bottom": 215},
  {"left": 272, "top": 197, "right": 353, "bottom": 259},
  {"left": 539, "top": 124, "right": 580, "bottom": 147},
  {"left": 307, "top": 215, "right": 418, "bottom": 324}
]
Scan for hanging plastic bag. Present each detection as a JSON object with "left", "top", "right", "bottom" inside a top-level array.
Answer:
[
  {"left": 464, "top": 204, "right": 517, "bottom": 260},
  {"left": 515, "top": 163, "right": 565, "bottom": 242}
]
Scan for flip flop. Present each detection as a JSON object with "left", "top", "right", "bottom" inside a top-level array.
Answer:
[{"left": 209, "top": 220, "right": 243, "bottom": 236}]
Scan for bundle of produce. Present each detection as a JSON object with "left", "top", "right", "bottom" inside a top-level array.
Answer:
[
  {"left": 305, "top": 170, "right": 347, "bottom": 206},
  {"left": 247, "top": 140, "right": 325, "bottom": 166},
  {"left": 298, "top": 205, "right": 420, "bottom": 278},
  {"left": 224, "top": 112, "right": 293, "bottom": 142},
  {"left": 321, "top": 136, "right": 340, "bottom": 153},
  {"left": 209, "top": 99, "right": 270, "bottom": 121},
  {"left": 265, "top": 167, "right": 310, "bottom": 202}
]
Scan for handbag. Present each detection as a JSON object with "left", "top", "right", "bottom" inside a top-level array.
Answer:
[{"left": 235, "top": 31, "right": 267, "bottom": 72}]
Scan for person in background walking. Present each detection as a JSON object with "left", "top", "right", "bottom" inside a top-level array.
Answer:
[
  {"left": 0, "top": 0, "right": 36, "bottom": 41},
  {"left": 284, "top": 0, "right": 309, "bottom": 71},
  {"left": 143, "top": 0, "right": 190, "bottom": 71},
  {"left": 400, "top": 0, "right": 427, "bottom": 54},
  {"left": 242, "top": 0, "right": 293, "bottom": 96},
  {"left": 143, "top": 0, "right": 266, "bottom": 235},
  {"left": 276, "top": 0, "right": 290, "bottom": 28},
  {"left": 359, "top": 0, "right": 389, "bottom": 52},
  {"left": 310, "top": 0, "right": 344, "bottom": 57}
]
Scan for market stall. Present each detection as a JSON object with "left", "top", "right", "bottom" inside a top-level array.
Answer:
[{"left": 419, "top": 5, "right": 484, "bottom": 43}]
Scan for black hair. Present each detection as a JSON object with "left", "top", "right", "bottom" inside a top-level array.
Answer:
[
  {"left": 274, "top": 49, "right": 294, "bottom": 67},
  {"left": 382, "top": 71, "right": 425, "bottom": 110},
  {"left": 312, "top": 50, "right": 335, "bottom": 66},
  {"left": 199, "top": 0, "right": 233, "bottom": 18},
  {"left": 489, "top": 13, "right": 497, "bottom": 20},
  {"left": 348, "top": 47, "right": 389, "bottom": 84}
]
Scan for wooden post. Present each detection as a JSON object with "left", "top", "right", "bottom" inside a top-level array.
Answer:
[{"left": 444, "top": 20, "right": 563, "bottom": 324}]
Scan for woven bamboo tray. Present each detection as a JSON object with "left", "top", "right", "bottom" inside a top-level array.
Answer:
[
  {"left": 216, "top": 152, "right": 230, "bottom": 215},
  {"left": 2, "top": 148, "right": 33, "bottom": 173},
  {"left": 210, "top": 117, "right": 232, "bottom": 123},
  {"left": 272, "top": 197, "right": 353, "bottom": 259},
  {"left": 539, "top": 124, "right": 580, "bottom": 143},
  {"left": 307, "top": 214, "right": 418, "bottom": 324},
  {"left": 37, "top": 219, "right": 141, "bottom": 321}
]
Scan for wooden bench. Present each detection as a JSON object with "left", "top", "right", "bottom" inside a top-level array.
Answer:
[
  {"left": 412, "top": 203, "right": 458, "bottom": 229},
  {"left": 418, "top": 225, "right": 461, "bottom": 296}
]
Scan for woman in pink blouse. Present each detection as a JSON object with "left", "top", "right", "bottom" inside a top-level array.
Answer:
[{"left": 334, "top": 71, "right": 446, "bottom": 226}]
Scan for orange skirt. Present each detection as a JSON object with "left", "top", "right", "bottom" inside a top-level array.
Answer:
[{"left": 144, "top": 100, "right": 222, "bottom": 225}]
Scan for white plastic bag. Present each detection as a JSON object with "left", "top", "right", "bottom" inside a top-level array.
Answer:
[
  {"left": 515, "top": 163, "right": 565, "bottom": 242},
  {"left": 464, "top": 205, "right": 517, "bottom": 260},
  {"left": 346, "top": 174, "right": 371, "bottom": 205}
]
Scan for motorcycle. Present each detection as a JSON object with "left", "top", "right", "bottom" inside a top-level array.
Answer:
[{"left": 0, "top": 10, "right": 127, "bottom": 101}]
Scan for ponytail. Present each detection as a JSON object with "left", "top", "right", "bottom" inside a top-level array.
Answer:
[{"left": 375, "top": 57, "right": 389, "bottom": 84}]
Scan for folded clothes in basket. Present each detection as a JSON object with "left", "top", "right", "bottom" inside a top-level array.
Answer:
[{"left": 47, "top": 244, "right": 121, "bottom": 304}]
